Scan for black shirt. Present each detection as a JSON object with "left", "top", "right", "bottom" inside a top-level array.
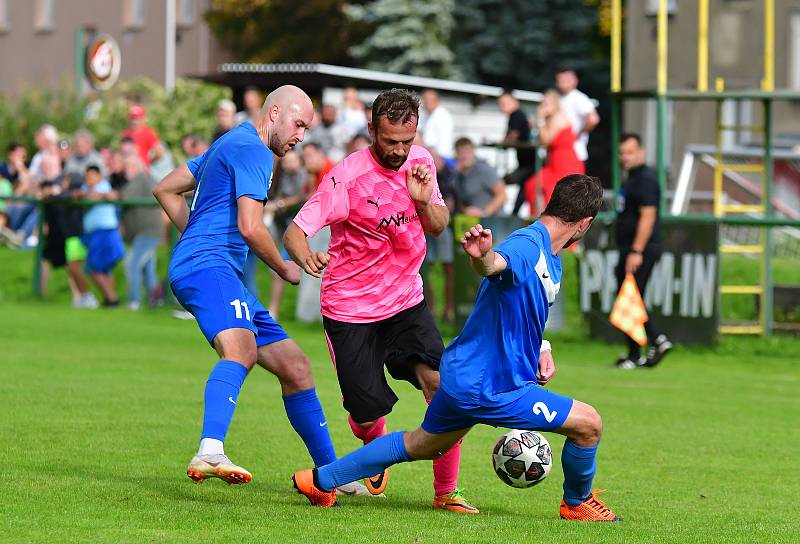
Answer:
[
  {"left": 507, "top": 109, "right": 536, "bottom": 167},
  {"left": 42, "top": 174, "right": 84, "bottom": 240},
  {"left": 616, "top": 164, "right": 661, "bottom": 250}
]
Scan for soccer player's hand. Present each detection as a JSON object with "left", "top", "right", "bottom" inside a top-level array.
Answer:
[
  {"left": 300, "top": 251, "right": 329, "bottom": 279},
  {"left": 461, "top": 224, "right": 493, "bottom": 258},
  {"left": 536, "top": 350, "right": 556, "bottom": 385},
  {"left": 279, "top": 260, "right": 303, "bottom": 285},
  {"left": 406, "top": 164, "right": 434, "bottom": 207}
]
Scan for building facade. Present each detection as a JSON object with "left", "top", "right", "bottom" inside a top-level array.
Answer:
[
  {"left": 624, "top": 0, "right": 800, "bottom": 171},
  {"left": 0, "top": 0, "right": 230, "bottom": 97}
]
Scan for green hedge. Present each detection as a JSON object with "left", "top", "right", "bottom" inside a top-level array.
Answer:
[{"left": 0, "top": 78, "right": 230, "bottom": 163}]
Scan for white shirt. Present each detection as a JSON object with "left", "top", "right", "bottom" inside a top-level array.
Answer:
[
  {"left": 420, "top": 105, "right": 454, "bottom": 159},
  {"left": 560, "top": 89, "right": 596, "bottom": 161}
]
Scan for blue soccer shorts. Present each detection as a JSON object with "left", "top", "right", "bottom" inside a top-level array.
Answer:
[
  {"left": 421, "top": 384, "right": 574, "bottom": 434},
  {"left": 171, "top": 266, "right": 289, "bottom": 347},
  {"left": 84, "top": 229, "right": 125, "bottom": 274}
]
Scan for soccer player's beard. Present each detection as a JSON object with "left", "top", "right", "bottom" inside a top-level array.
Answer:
[
  {"left": 379, "top": 150, "right": 406, "bottom": 170},
  {"left": 269, "top": 132, "right": 289, "bottom": 157}
]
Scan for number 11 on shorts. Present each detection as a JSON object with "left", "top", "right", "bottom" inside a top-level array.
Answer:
[{"left": 230, "top": 299, "right": 251, "bottom": 321}]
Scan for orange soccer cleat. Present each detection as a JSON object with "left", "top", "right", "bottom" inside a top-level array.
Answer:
[
  {"left": 559, "top": 489, "right": 622, "bottom": 522},
  {"left": 292, "top": 469, "right": 338, "bottom": 508},
  {"left": 432, "top": 488, "right": 479, "bottom": 514},
  {"left": 363, "top": 469, "right": 389, "bottom": 496}
]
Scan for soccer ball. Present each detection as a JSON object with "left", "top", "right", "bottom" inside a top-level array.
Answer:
[{"left": 492, "top": 429, "right": 553, "bottom": 488}]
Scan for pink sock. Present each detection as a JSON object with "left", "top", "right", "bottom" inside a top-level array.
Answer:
[
  {"left": 348, "top": 414, "right": 387, "bottom": 444},
  {"left": 433, "top": 439, "right": 462, "bottom": 496}
]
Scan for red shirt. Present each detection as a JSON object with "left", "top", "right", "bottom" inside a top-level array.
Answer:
[{"left": 122, "top": 126, "right": 159, "bottom": 168}]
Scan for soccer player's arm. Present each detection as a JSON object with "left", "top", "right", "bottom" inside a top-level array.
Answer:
[
  {"left": 411, "top": 158, "right": 449, "bottom": 236},
  {"left": 238, "top": 197, "right": 299, "bottom": 284},
  {"left": 461, "top": 224, "right": 508, "bottom": 277},
  {"left": 233, "top": 148, "right": 300, "bottom": 284},
  {"left": 153, "top": 163, "right": 196, "bottom": 233},
  {"left": 579, "top": 95, "right": 600, "bottom": 134},
  {"left": 285, "top": 170, "right": 348, "bottom": 278},
  {"left": 626, "top": 175, "right": 659, "bottom": 274}
]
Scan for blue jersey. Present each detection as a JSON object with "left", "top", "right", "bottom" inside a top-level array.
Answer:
[
  {"left": 440, "top": 222, "right": 562, "bottom": 403},
  {"left": 169, "top": 123, "right": 274, "bottom": 281}
]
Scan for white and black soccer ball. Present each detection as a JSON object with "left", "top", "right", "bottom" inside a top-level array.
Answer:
[{"left": 492, "top": 429, "right": 553, "bottom": 488}]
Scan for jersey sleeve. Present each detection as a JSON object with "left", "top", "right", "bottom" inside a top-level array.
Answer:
[
  {"left": 227, "top": 145, "right": 273, "bottom": 202},
  {"left": 492, "top": 230, "right": 540, "bottom": 286},
  {"left": 186, "top": 152, "right": 207, "bottom": 178},
  {"left": 293, "top": 168, "right": 350, "bottom": 237},
  {"left": 427, "top": 156, "right": 445, "bottom": 207}
]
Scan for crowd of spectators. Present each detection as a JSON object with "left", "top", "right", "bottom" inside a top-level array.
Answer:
[{"left": 1, "top": 77, "right": 598, "bottom": 321}]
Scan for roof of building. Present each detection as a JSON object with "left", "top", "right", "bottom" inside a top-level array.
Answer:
[{"left": 202, "top": 62, "right": 543, "bottom": 102}]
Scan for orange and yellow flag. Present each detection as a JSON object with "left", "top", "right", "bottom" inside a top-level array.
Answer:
[{"left": 609, "top": 274, "right": 649, "bottom": 346}]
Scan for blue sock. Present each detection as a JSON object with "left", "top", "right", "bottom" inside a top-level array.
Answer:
[
  {"left": 561, "top": 439, "right": 598, "bottom": 505},
  {"left": 283, "top": 388, "right": 337, "bottom": 467},
  {"left": 317, "top": 431, "right": 410, "bottom": 492},
  {"left": 201, "top": 360, "right": 249, "bottom": 441}
]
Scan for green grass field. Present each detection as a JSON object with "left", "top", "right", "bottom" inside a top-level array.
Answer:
[{"left": 2, "top": 248, "right": 800, "bottom": 543}]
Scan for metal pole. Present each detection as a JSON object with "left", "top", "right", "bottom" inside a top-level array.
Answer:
[
  {"left": 763, "top": 99, "right": 773, "bottom": 334},
  {"left": 762, "top": 0, "right": 774, "bottom": 91},
  {"left": 656, "top": 0, "right": 669, "bottom": 214},
  {"left": 74, "top": 28, "right": 84, "bottom": 96},
  {"left": 611, "top": 95, "right": 621, "bottom": 196},
  {"left": 165, "top": 0, "right": 176, "bottom": 94},
  {"left": 656, "top": 96, "right": 667, "bottom": 215},
  {"left": 32, "top": 202, "right": 45, "bottom": 297},
  {"left": 697, "top": 0, "right": 709, "bottom": 92},
  {"left": 657, "top": 0, "right": 668, "bottom": 95},
  {"left": 611, "top": 0, "right": 622, "bottom": 93}
]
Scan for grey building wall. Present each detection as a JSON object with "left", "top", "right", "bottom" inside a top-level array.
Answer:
[
  {"left": 623, "top": 0, "right": 800, "bottom": 177},
  {"left": 0, "top": 0, "right": 231, "bottom": 97}
]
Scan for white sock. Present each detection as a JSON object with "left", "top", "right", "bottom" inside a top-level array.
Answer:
[{"left": 198, "top": 438, "right": 224, "bottom": 456}]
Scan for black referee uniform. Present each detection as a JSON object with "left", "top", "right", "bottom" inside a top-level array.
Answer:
[{"left": 615, "top": 164, "right": 671, "bottom": 367}]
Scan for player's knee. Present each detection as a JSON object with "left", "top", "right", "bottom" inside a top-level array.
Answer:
[
  {"left": 578, "top": 404, "right": 603, "bottom": 445},
  {"left": 566, "top": 402, "right": 602, "bottom": 446},
  {"left": 276, "top": 354, "right": 313, "bottom": 392},
  {"left": 223, "top": 347, "right": 257, "bottom": 368}
]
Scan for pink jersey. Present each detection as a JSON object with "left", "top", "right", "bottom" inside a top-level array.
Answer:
[{"left": 293, "top": 145, "right": 445, "bottom": 323}]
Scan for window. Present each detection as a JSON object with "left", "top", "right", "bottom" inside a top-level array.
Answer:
[
  {"left": 123, "top": 0, "right": 146, "bottom": 30},
  {"left": 34, "top": 0, "right": 54, "bottom": 32},
  {"left": 0, "top": 0, "right": 9, "bottom": 33},
  {"left": 790, "top": 13, "right": 800, "bottom": 90},
  {"left": 178, "top": 0, "right": 195, "bottom": 28}
]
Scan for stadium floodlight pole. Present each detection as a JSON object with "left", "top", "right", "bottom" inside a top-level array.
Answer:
[{"left": 165, "top": 0, "right": 176, "bottom": 94}]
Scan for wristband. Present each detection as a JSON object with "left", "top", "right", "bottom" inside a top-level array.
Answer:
[{"left": 540, "top": 340, "right": 551, "bottom": 353}]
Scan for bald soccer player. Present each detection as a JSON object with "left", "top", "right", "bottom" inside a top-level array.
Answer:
[{"left": 154, "top": 85, "right": 342, "bottom": 486}]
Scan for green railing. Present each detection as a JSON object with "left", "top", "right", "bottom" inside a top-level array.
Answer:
[{"left": 2, "top": 195, "right": 164, "bottom": 296}]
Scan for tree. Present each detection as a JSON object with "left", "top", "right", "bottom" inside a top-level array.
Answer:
[
  {"left": 453, "top": 0, "right": 606, "bottom": 92},
  {"left": 204, "top": 0, "right": 371, "bottom": 65},
  {"left": 345, "top": 0, "right": 462, "bottom": 79},
  {"left": 453, "top": 0, "right": 611, "bottom": 182}
]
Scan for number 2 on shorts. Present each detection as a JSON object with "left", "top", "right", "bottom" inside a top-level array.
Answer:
[
  {"left": 532, "top": 401, "right": 557, "bottom": 423},
  {"left": 230, "top": 299, "right": 251, "bottom": 321}
]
